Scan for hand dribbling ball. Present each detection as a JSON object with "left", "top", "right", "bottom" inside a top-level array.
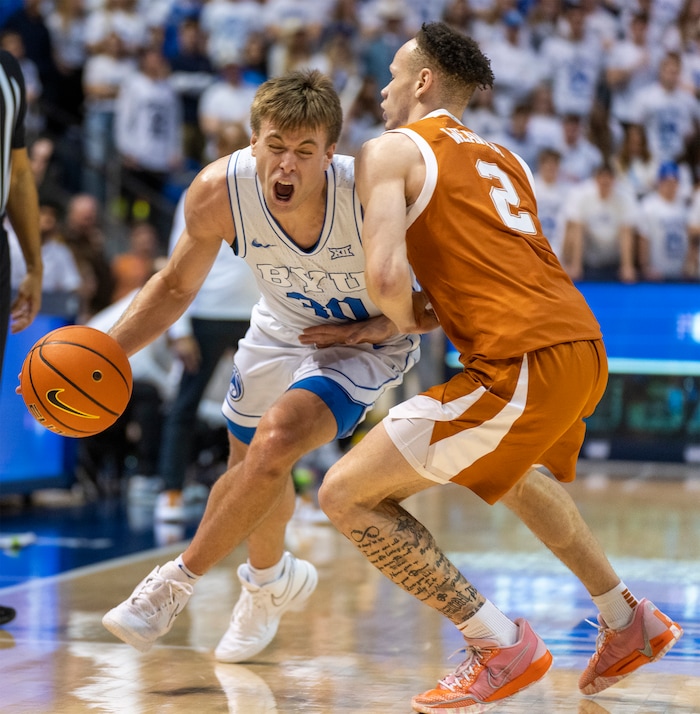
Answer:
[{"left": 19, "top": 325, "right": 133, "bottom": 438}]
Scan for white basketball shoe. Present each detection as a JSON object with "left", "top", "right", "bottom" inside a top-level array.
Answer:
[
  {"left": 215, "top": 552, "right": 318, "bottom": 662},
  {"left": 102, "top": 563, "right": 194, "bottom": 651}
]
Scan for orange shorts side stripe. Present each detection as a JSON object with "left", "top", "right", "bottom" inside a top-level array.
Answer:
[{"left": 383, "top": 340, "right": 608, "bottom": 504}]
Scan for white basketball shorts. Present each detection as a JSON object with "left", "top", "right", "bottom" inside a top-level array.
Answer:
[{"left": 222, "top": 304, "right": 420, "bottom": 443}]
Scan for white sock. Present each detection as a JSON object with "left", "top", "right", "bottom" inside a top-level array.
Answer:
[
  {"left": 247, "top": 555, "right": 286, "bottom": 586},
  {"left": 592, "top": 582, "right": 638, "bottom": 630},
  {"left": 458, "top": 600, "right": 519, "bottom": 646},
  {"left": 160, "top": 555, "right": 200, "bottom": 583}
]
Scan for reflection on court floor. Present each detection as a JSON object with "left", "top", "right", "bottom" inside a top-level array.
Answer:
[{"left": 0, "top": 466, "right": 699, "bottom": 713}]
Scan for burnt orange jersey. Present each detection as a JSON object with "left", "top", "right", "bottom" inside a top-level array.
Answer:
[{"left": 394, "top": 111, "right": 602, "bottom": 363}]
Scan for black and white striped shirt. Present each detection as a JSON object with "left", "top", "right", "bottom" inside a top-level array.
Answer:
[{"left": 0, "top": 50, "right": 27, "bottom": 218}]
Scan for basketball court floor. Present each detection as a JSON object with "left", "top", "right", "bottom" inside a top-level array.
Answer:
[{"left": 0, "top": 460, "right": 698, "bottom": 713}]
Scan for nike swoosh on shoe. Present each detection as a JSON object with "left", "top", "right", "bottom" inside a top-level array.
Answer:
[
  {"left": 486, "top": 643, "right": 532, "bottom": 689},
  {"left": 270, "top": 563, "right": 296, "bottom": 607}
]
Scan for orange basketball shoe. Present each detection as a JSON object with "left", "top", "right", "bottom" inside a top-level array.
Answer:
[
  {"left": 411, "top": 619, "right": 552, "bottom": 713},
  {"left": 579, "top": 598, "right": 683, "bottom": 695}
]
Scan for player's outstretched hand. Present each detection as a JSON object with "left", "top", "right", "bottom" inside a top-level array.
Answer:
[{"left": 300, "top": 314, "right": 399, "bottom": 348}]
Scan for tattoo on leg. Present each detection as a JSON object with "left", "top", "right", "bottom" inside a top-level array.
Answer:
[{"left": 348, "top": 500, "right": 480, "bottom": 623}]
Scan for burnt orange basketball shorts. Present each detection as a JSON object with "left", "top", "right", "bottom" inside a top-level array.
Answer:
[{"left": 383, "top": 339, "right": 608, "bottom": 504}]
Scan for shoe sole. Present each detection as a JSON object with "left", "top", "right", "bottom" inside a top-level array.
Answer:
[
  {"left": 411, "top": 649, "right": 553, "bottom": 714},
  {"left": 580, "top": 622, "right": 684, "bottom": 695},
  {"left": 412, "top": 703, "right": 499, "bottom": 714},
  {"left": 102, "top": 611, "right": 155, "bottom": 653},
  {"left": 412, "top": 697, "right": 502, "bottom": 714},
  {"left": 214, "top": 564, "right": 318, "bottom": 663}
]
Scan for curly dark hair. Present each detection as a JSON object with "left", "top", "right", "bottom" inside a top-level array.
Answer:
[{"left": 414, "top": 22, "right": 494, "bottom": 98}]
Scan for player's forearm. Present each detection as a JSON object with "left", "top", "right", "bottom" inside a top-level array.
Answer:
[
  {"left": 367, "top": 272, "right": 416, "bottom": 333},
  {"left": 108, "top": 272, "right": 195, "bottom": 356}
]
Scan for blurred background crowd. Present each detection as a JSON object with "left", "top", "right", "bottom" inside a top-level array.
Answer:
[
  {"left": 3, "top": 0, "right": 700, "bottom": 525},
  {"left": 4, "top": 0, "right": 700, "bottom": 309}
]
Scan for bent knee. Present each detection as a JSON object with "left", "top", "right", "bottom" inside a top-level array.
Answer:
[
  {"left": 319, "top": 461, "right": 365, "bottom": 522},
  {"left": 317, "top": 466, "right": 343, "bottom": 519}
]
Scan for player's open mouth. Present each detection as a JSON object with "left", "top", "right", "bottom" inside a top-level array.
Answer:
[{"left": 275, "top": 181, "right": 294, "bottom": 202}]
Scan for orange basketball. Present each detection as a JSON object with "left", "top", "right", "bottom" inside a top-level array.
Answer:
[{"left": 20, "top": 325, "right": 133, "bottom": 438}]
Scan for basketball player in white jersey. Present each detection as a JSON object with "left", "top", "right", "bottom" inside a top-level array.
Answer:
[{"left": 102, "top": 70, "right": 420, "bottom": 659}]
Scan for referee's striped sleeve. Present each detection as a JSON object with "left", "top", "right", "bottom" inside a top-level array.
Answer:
[{"left": 0, "top": 49, "right": 27, "bottom": 216}]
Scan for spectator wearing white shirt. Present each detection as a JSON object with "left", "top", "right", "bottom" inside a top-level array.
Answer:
[
  {"left": 81, "top": 31, "right": 135, "bottom": 203},
  {"left": 532, "top": 147, "right": 569, "bottom": 260},
  {"left": 490, "top": 103, "right": 541, "bottom": 170},
  {"left": 557, "top": 113, "right": 604, "bottom": 185},
  {"left": 526, "top": 0, "right": 562, "bottom": 51},
  {"left": 604, "top": 11, "right": 661, "bottom": 127},
  {"left": 539, "top": 0, "right": 604, "bottom": 119},
  {"left": 638, "top": 161, "right": 698, "bottom": 280},
  {"left": 7, "top": 202, "right": 82, "bottom": 294},
  {"left": 526, "top": 83, "right": 564, "bottom": 152},
  {"left": 663, "top": 0, "right": 700, "bottom": 98},
  {"left": 84, "top": 0, "right": 149, "bottom": 56},
  {"left": 359, "top": 0, "right": 413, "bottom": 102},
  {"left": 114, "top": 45, "right": 183, "bottom": 244},
  {"left": 82, "top": 33, "right": 136, "bottom": 205},
  {"left": 197, "top": 48, "right": 258, "bottom": 164},
  {"left": 265, "top": 0, "right": 333, "bottom": 39},
  {"left": 441, "top": 0, "right": 475, "bottom": 36},
  {"left": 483, "top": 10, "right": 545, "bottom": 119},
  {"left": 199, "top": 0, "right": 265, "bottom": 70},
  {"left": 562, "top": 162, "right": 639, "bottom": 283},
  {"left": 462, "top": 85, "right": 504, "bottom": 141},
  {"left": 611, "top": 122, "right": 660, "bottom": 201},
  {"left": 338, "top": 74, "right": 384, "bottom": 157},
  {"left": 579, "top": 0, "right": 620, "bottom": 51},
  {"left": 266, "top": 18, "right": 331, "bottom": 79},
  {"left": 630, "top": 51, "right": 700, "bottom": 164},
  {"left": 621, "top": 0, "right": 684, "bottom": 48}
]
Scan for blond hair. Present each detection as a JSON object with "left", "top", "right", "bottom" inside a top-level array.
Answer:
[{"left": 250, "top": 70, "right": 342, "bottom": 147}]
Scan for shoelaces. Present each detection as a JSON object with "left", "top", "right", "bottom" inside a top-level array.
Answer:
[
  {"left": 440, "top": 646, "right": 486, "bottom": 691},
  {"left": 132, "top": 572, "right": 192, "bottom": 616}
]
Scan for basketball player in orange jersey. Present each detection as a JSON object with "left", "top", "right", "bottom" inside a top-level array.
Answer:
[{"left": 318, "top": 22, "right": 683, "bottom": 713}]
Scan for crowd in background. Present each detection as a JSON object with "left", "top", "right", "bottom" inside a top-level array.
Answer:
[
  {"left": 3, "top": 0, "right": 700, "bottom": 494},
  {"left": 3, "top": 0, "right": 700, "bottom": 306}
]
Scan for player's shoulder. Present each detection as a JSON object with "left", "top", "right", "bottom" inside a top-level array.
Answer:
[
  {"left": 193, "top": 154, "right": 231, "bottom": 190},
  {"left": 186, "top": 155, "right": 235, "bottom": 230},
  {"left": 362, "top": 130, "right": 418, "bottom": 163}
]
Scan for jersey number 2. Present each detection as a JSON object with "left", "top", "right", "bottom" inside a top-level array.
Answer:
[{"left": 476, "top": 160, "right": 537, "bottom": 234}]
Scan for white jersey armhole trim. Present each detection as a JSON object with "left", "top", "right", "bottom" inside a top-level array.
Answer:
[
  {"left": 227, "top": 149, "right": 246, "bottom": 258},
  {"left": 510, "top": 149, "right": 537, "bottom": 195},
  {"left": 388, "top": 127, "right": 437, "bottom": 229}
]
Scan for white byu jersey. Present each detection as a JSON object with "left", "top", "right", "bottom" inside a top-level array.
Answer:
[
  {"left": 221, "top": 147, "right": 420, "bottom": 435},
  {"left": 227, "top": 147, "right": 384, "bottom": 340}
]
